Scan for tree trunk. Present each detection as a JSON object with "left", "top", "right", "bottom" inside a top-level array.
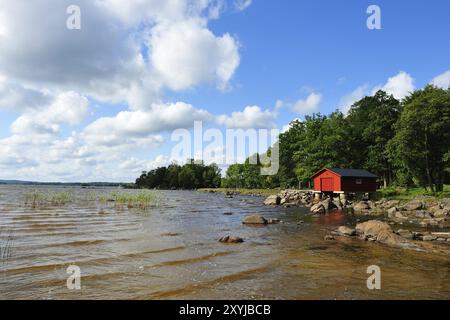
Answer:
[{"left": 424, "top": 130, "right": 434, "bottom": 192}]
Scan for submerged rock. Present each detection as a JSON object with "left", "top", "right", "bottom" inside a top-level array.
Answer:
[
  {"left": 310, "top": 203, "right": 325, "bottom": 214},
  {"left": 267, "top": 218, "right": 281, "bottom": 224},
  {"left": 219, "top": 236, "right": 244, "bottom": 244},
  {"left": 356, "top": 220, "right": 407, "bottom": 245},
  {"left": 421, "top": 235, "right": 437, "bottom": 242},
  {"left": 264, "top": 195, "right": 281, "bottom": 206},
  {"left": 337, "top": 226, "right": 356, "bottom": 236},
  {"left": 242, "top": 214, "right": 268, "bottom": 225}
]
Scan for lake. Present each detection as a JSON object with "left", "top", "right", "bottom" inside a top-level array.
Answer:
[{"left": 0, "top": 185, "right": 449, "bottom": 299}]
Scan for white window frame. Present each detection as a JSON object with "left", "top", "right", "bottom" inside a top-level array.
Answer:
[{"left": 355, "top": 179, "right": 363, "bottom": 185}]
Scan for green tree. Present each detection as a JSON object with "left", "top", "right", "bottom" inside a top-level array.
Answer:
[
  {"left": 347, "top": 90, "right": 402, "bottom": 187},
  {"left": 388, "top": 86, "right": 450, "bottom": 192}
]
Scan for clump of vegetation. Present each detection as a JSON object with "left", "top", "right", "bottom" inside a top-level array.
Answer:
[
  {"left": 199, "top": 188, "right": 281, "bottom": 197},
  {"left": 100, "top": 191, "right": 158, "bottom": 209},
  {"left": 24, "top": 190, "right": 73, "bottom": 207},
  {"left": 375, "top": 185, "right": 450, "bottom": 200},
  {"left": 0, "top": 229, "right": 13, "bottom": 264}
]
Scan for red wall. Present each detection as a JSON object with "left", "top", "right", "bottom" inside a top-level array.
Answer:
[
  {"left": 313, "top": 169, "right": 377, "bottom": 192},
  {"left": 313, "top": 170, "right": 341, "bottom": 191},
  {"left": 340, "top": 177, "right": 377, "bottom": 192}
]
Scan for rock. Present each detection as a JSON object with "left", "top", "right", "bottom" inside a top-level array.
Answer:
[
  {"left": 264, "top": 195, "right": 281, "bottom": 206},
  {"left": 353, "top": 201, "right": 370, "bottom": 211},
  {"left": 428, "top": 205, "right": 442, "bottom": 213},
  {"left": 383, "top": 200, "right": 401, "bottom": 209},
  {"left": 421, "top": 235, "right": 437, "bottom": 242},
  {"left": 440, "top": 198, "right": 450, "bottom": 209},
  {"left": 297, "top": 220, "right": 305, "bottom": 225},
  {"left": 404, "top": 200, "right": 423, "bottom": 211},
  {"left": 337, "top": 226, "right": 356, "bottom": 236},
  {"left": 242, "top": 215, "right": 268, "bottom": 225},
  {"left": 219, "top": 236, "right": 244, "bottom": 244},
  {"left": 432, "top": 209, "right": 448, "bottom": 218},
  {"left": 310, "top": 203, "right": 326, "bottom": 214},
  {"left": 355, "top": 220, "right": 407, "bottom": 245},
  {"left": 267, "top": 218, "right": 281, "bottom": 224},
  {"left": 414, "top": 210, "right": 430, "bottom": 219},
  {"left": 324, "top": 235, "right": 335, "bottom": 241},
  {"left": 396, "top": 229, "right": 414, "bottom": 240},
  {"left": 387, "top": 207, "right": 398, "bottom": 215},
  {"left": 333, "top": 201, "right": 343, "bottom": 210},
  {"left": 356, "top": 220, "right": 392, "bottom": 236},
  {"left": 395, "top": 212, "right": 407, "bottom": 219},
  {"left": 320, "top": 199, "right": 337, "bottom": 211}
]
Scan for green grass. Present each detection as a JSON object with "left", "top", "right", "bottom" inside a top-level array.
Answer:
[
  {"left": 199, "top": 188, "right": 282, "bottom": 197},
  {"left": 375, "top": 185, "right": 450, "bottom": 200},
  {"left": 24, "top": 190, "right": 73, "bottom": 207},
  {"left": 100, "top": 191, "right": 158, "bottom": 209}
]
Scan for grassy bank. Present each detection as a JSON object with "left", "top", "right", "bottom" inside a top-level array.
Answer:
[
  {"left": 198, "top": 188, "right": 282, "bottom": 197},
  {"left": 374, "top": 185, "right": 450, "bottom": 200},
  {"left": 200, "top": 185, "right": 450, "bottom": 201}
]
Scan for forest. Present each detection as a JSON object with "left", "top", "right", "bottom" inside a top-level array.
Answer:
[{"left": 136, "top": 86, "right": 450, "bottom": 192}]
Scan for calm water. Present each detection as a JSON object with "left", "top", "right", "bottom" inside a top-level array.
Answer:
[{"left": 0, "top": 185, "right": 449, "bottom": 300}]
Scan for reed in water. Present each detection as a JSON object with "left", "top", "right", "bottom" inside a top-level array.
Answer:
[
  {"left": 100, "top": 191, "right": 158, "bottom": 209},
  {"left": 24, "top": 190, "right": 73, "bottom": 208}
]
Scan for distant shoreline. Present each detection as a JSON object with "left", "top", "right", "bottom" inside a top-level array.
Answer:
[{"left": 0, "top": 180, "right": 134, "bottom": 187}]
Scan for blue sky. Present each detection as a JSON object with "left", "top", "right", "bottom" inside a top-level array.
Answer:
[
  {"left": 175, "top": 0, "right": 450, "bottom": 119},
  {"left": 0, "top": 0, "right": 449, "bottom": 182}
]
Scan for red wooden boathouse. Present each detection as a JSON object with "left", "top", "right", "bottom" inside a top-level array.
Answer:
[{"left": 311, "top": 168, "right": 378, "bottom": 194}]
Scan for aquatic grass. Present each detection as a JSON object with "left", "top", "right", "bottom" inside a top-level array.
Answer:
[
  {"left": 24, "top": 190, "right": 73, "bottom": 207},
  {"left": 101, "top": 191, "right": 158, "bottom": 210},
  {"left": 0, "top": 229, "right": 13, "bottom": 264}
]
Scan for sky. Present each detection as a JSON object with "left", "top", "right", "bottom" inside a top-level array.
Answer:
[{"left": 0, "top": 0, "right": 449, "bottom": 182}]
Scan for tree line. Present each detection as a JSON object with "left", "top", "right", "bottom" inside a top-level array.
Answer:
[
  {"left": 135, "top": 161, "right": 221, "bottom": 189},
  {"left": 135, "top": 86, "right": 449, "bottom": 192},
  {"left": 223, "top": 86, "right": 450, "bottom": 192}
]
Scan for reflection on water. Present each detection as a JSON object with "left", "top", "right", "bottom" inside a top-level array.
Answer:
[{"left": 0, "top": 186, "right": 449, "bottom": 300}]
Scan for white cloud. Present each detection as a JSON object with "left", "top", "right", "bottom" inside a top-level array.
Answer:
[
  {"left": 0, "top": 78, "right": 52, "bottom": 111},
  {"left": 292, "top": 93, "right": 322, "bottom": 115},
  {"left": 340, "top": 71, "right": 415, "bottom": 114},
  {"left": 374, "top": 71, "right": 415, "bottom": 100},
  {"left": 10, "top": 92, "right": 90, "bottom": 135},
  {"left": 83, "top": 102, "right": 211, "bottom": 147},
  {"left": 0, "top": 0, "right": 246, "bottom": 181},
  {"left": 150, "top": 18, "right": 240, "bottom": 90},
  {"left": 431, "top": 70, "right": 450, "bottom": 89},
  {"left": 217, "top": 105, "right": 278, "bottom": 129},
  {"left": 339, "top": 85, "right": 369, "bottom": 114},
  {"left": 234, "top": 0, "right": 252, "bottom": 11},
  {"left": 0, "top": 0, "right": 240, "bottom": 108}
]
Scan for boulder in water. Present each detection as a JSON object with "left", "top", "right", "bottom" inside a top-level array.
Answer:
[{"left": 242, "top": 215, "right": 268, "bottom": 225}]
